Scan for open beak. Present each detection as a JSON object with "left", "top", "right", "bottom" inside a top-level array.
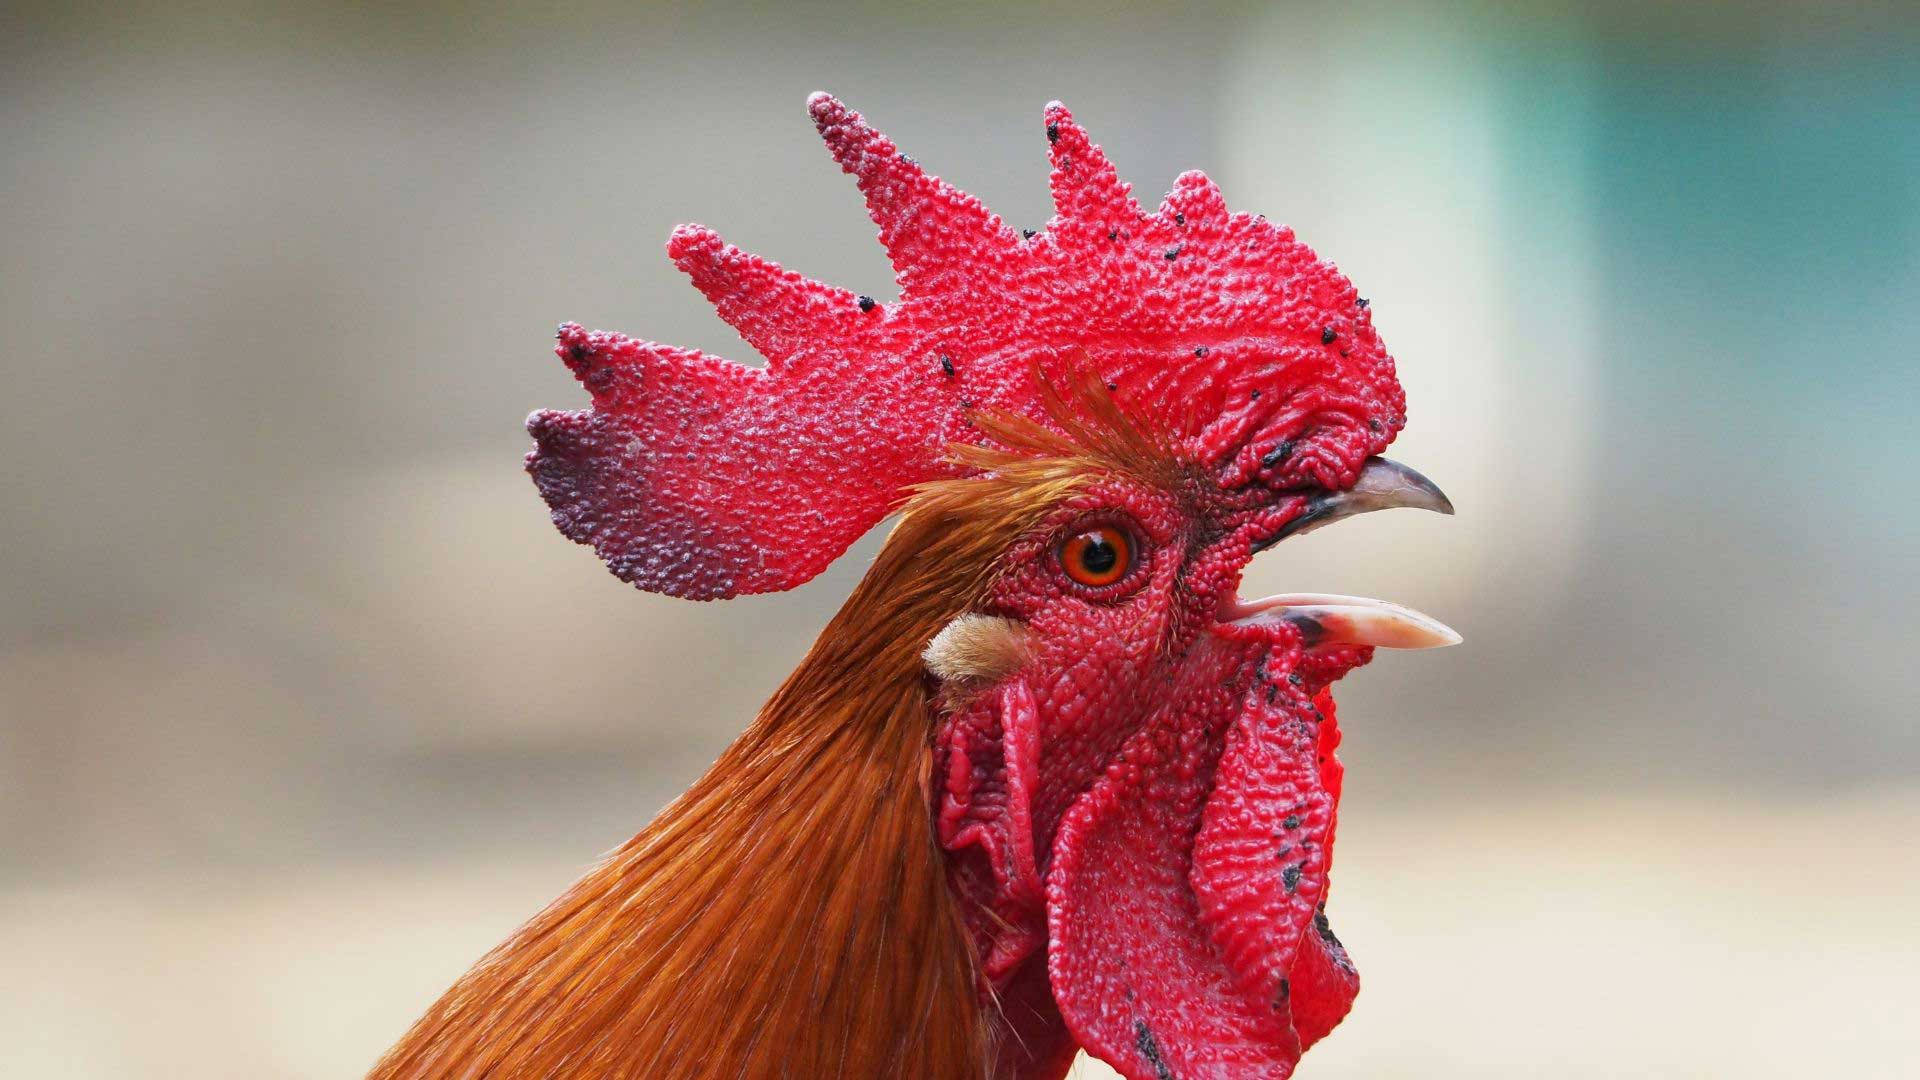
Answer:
[{"left": 1233, "top": 457, "right": 1461, "bottom": 650}]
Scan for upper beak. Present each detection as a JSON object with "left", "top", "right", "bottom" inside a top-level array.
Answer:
[{"left": 1255, "top": 456, "right": 1455, "bottom": 550}]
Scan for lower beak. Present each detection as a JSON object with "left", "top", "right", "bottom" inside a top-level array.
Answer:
[{"left": 1223, "top": 592, "right": 1461, "bottom": 650}]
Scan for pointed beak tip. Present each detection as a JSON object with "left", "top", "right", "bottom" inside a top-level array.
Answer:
[
  {"left": 1391, "top": 612, "right": 1462, "bottom": 651},
  {"left": 1381, "top": 457, "right": 1454, "bottom": 519}
]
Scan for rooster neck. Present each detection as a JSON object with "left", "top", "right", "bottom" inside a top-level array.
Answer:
[
  {"left": 373, "top": 531, "right": 992, "bottom": 1080},
  {"left": 376, "top": 455, "right": 1094, "bottom": 1080}
]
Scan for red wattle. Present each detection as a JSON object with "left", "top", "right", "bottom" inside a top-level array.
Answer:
[{"left": 1044, "top": 677, "right": 1353, "bottom": 1079}]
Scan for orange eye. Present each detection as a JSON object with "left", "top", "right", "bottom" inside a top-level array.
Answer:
[{"left": 1059, "top": 525, "right": 1133, "bottom": 588}]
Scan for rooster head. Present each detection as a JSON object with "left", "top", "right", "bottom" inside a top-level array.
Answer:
[{"left": 528, "top": 94, "right": 1457, "bottom": 1080}]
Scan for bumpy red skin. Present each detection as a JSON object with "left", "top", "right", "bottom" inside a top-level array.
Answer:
[
  {"left": 935, "top": 475, "right": 1367, "bottom": 1080},
  {"left": 528, "top": 97, "right": 1404, "bottom": 1078}
]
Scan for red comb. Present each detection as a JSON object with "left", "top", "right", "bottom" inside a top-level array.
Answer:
[{"left": 528, "top": 94, "right": 1403, "bottom": 599}]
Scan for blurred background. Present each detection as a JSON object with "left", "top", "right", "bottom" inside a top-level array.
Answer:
[{"left": 3, "top": 2, "right": 1916, "bottom": 1076}]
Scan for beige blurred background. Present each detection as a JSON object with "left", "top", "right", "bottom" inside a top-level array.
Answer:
[{"left": 3, "top": 2, "right": 1917, "bottom": 1077}]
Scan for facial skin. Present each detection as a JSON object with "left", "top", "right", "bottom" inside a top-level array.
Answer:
[{"left": 929, "top": 457, "right": 1443, "bottom": 1080}]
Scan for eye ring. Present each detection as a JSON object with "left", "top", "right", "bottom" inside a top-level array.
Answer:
[{"left": 1057, "top": 524, "right": 1135, "bottom": 589}]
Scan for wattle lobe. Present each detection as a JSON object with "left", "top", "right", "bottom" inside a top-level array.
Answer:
[
  {"left": 1191, "top": 684, "right": 1358, "bottom": 1052},
  {"left": 1045, "top": 677, "right": 1354, "bottom": 1080}
]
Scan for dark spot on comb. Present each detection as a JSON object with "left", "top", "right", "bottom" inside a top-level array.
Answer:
[
  {"left": 1283, "top": 813, "right": 1301, "bottom": 830},
  {"left": 1356, "top": 297, "right": 1370, "bottom": 309},
  {"left": 1194, "top": 346, "right": 1208, "bottom": 358},
  {"left": 1173, "top": 211, "right": 1185, "bottom": 226},
  {"left": 1022, "top": 229, "right": 1036, "bottom": 240},
  {"left": 1108, "top": 229, "right": 1119, "bottom": 241},
  {"left": 1282, "top": 862, "right": 1304, "bottom": 893},
  {"left": 567, "top": 342, "right": 589, "bottom": 363},
  {"left": 1260, "top": 440, "right": 1296, "bottom": 470},
  {"left": 899, "top": 153, "right": 917, "bottom": 165},
  {"left": 1164, "top": 245, "right": 1182, "bottom": 260},
  {"left": 1249, "top": 389, "right": 1260, "bottom": 400},
  {"left": 1321, "top": 326, "right": 1338, "bottom": 345},
  {"left": 1368, "top": 419, "right": 1382, "bottom": 433},
  {"left": 1106, "top": 381, "right": 1118, "bottom": 392},
  {"left": 1047, "top": 123, "right": 1060, "bottom": 143},
  {"left": 940, "top": 354, "right": 955, "bottom": 379},
  {"left": 1274, "top": 978, "right": 1291, "bottom": 1009},
  {"left": 1133, "top": 1020, "right": 1173, "bottom": 1080},
  {"left": 960, "top": 399, "right": 975, "bottom": 409},
  {"left": 857, "top": 295, "right": 876, "bottom": 313}
]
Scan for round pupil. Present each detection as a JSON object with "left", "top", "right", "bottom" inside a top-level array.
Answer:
[{"left": 1078, "top": 533, "right": 1118, "bottom": 575}]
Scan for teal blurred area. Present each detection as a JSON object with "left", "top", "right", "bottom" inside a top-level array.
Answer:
[{"left": 1, "top": 3, "right": 1915, "bottom": 1076}]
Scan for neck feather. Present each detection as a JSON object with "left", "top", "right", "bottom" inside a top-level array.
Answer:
[{"left": 372, "top": 506, "right": 1050, "bottom": 1079}]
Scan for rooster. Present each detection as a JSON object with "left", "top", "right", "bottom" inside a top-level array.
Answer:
[{"left": 374, "top": 94, "right": 1457, "bottom": 1080}]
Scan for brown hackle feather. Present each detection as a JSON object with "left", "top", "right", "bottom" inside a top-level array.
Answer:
[{"left": 371, "top": 378, "right": 1172, "bottom": 1080}]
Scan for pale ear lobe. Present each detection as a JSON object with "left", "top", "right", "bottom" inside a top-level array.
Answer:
[{"left": 922, "top": 613, "right": 1031, "bottom": 691}]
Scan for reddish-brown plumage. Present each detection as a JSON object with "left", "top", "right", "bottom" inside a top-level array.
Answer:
[
  {"left": 382, "top": 95, "right": 1452, "bottom": 1080},
  {"left": 372, "top": 463, "right": 1055, "bottom": 1078}
]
